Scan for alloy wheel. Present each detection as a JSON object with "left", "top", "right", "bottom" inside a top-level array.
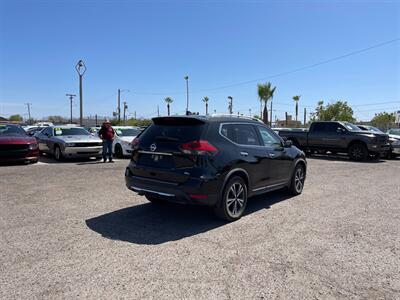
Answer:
[
  {"left": 294, "top": 167, "right": 305, "bottom": 193},
  {"left": 226, "top": 182, "right": 246, "bottom": 218}
]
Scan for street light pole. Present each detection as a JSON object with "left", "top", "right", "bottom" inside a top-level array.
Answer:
[
  {"left": 184, "top": 76, "right": 189, "bottom": 115},
  {"left": 66, "top": 94, "right": 76, "bottom": 124},
  {"left": 75, "top": 60, "right": 86, "bottom": 126},
  {"left": 118, "top": 89, "right": 121, "bottom": 123},
  {"left": 228, "top": 96, "right": 233, "bottom": 114},
  {"left": 24, "top": 102, "right": 32, "bottom": 124}
]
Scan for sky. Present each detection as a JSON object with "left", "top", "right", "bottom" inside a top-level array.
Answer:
[{"left": 0, "top": 0, "right": 399, "bottom": 122}]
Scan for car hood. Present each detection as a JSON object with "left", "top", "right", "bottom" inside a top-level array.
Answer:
[
  {"left": 388, "top": 134, "right": 400, "bottom": 140},
  {"left": 53, "top": 135, "right": 102, "bottom": 143},
  {"left": 118, "top": 136, "right": 136, "bottom": 143},
  {"left": 0, "top": 135, "right": 37, "bottom": 144},
  {"left": 351, "top": 131, "right": 388, "bottom": 138}
]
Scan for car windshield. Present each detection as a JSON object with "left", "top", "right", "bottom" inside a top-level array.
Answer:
[
  {"left": 389, "top": 129, "right": 400, "bottom": 135},
  {"left": 342, "top": 122, "right": 361, "bottom": 131},
  {"left": 115, "top": 128, "right": 140, "bottom": 137},
  {"left": 0, "top": 125, "right": 27, "bottom": 136},
  {"left": 367, "top": 126, "right": 383, "bottom": 133},
  {"left": 53, "top": 127, "right": 90, "bottom": 136}
]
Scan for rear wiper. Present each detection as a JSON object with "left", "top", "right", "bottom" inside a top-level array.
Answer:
[{"left": 155, "top": 136, "right": 179, "bottom": 142}]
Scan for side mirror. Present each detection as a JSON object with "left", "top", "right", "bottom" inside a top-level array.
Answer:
[
  {"left": 284, "top": 140, "right": 293, "bottom": 148},
  {"left": 336, "top": 128, "right": 345, "bottom": 134}
]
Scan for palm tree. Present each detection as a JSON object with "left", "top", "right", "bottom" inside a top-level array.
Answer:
[
  {"left": 293, "top": 95, "right": 301, "bottom": 123},
  {"left": 202, "top": 96, "right": 209, "bottom": 115},
  {"left": 164, "top": 97, "right": 173, "bottom": 116},
  {"left": 257, "top": 82, "right": 276, "bottom": 124}
]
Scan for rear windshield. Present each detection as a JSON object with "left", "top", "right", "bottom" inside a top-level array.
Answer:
[
  {"left": 140, "top": 124, "right": 205, "bottom": 143},
  {"left": 115, "top": 128, "right": 140, "bottom": 137},
  {"left": 0, "top": 124, "right": 27, "bottom": 136},
  {"left": 54, "top": 128, "right": 90, "bottom": 136}
]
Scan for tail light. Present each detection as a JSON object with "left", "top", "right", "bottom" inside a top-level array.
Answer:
[
  {"left": 131, "top": 137, "right": 139, "bottom": 148},
  {"left": 180, "top": 140, "right": 218, "bottom": 155}
]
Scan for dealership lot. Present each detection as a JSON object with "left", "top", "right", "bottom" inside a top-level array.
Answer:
[{"left": 1, "top": 157, "right": 399, "bottom": 299}]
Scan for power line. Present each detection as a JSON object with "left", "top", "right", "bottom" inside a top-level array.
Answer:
[{"left": 129, "top": 37, "right": 400, "bottom": 95}]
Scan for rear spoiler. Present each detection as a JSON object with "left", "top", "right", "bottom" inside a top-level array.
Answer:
[{"left": 152, "top": 116, "right": 206, "bottom": 126}]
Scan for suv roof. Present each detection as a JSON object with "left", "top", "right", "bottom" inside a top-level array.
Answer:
[{"left": 152, "top": 115, "right": 265, "bottom": 125}]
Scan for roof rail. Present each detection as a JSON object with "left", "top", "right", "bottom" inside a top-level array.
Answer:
[{"left": 211, "top": 114, "right": 265, "bottom": 123}]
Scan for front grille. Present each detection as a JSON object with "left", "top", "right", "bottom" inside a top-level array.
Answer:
[
  {"left": 0, "top": 144, "right": 29, "bottom": 151},
  {"left": 72, "top": 142, "right": 102, "bottom": 147}
]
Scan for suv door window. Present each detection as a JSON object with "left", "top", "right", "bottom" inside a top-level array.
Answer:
[
  {"left": 221, "top": 124, "right": 260, "bottom": 146},
  {"left": 257, "top": 126, "right": 282, "bottom": 149}
]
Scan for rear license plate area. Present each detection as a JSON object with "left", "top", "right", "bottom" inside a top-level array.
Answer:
[{"left": 138, "top": 153, "right": 174, "bottom": 168}]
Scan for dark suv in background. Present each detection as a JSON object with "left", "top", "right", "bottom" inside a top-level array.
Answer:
[{"left": 125, "top": 116, "right": 307, "bottom": 221}]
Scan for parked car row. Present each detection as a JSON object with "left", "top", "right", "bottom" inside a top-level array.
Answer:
[{"left": 274, "top": 121, "right": 396, "bottom": 161}]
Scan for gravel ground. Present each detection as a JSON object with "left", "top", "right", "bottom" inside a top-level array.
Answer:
[{"left": 0, "top": 156, "right": 399, "bottom": 299}]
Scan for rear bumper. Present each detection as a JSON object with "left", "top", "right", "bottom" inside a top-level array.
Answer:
[{"left": 125, "top": 167, "right": 219, "bottom": 206}]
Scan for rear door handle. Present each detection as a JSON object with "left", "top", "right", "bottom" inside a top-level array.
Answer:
[{"left": 240, "top": 151, "right": 248, "bottom": 157}]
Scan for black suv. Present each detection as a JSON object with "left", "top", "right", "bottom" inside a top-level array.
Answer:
[{"left": 125, "top": 116, "right": 307, "bottom": 221}]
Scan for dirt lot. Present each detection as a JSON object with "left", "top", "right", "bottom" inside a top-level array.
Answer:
[{"left": 1, "top": 156, "right": 399, "bottom": 299}]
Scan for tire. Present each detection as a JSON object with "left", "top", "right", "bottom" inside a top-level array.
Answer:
[
  {"left": 145, "top": 194, "right": 164, "bottom": 204},
  {"left": 115, "top": 144, "right": 123, "bottom": 158},
  {"left": 288, "top": 164, "right": 306, "bottom": 196},
  {"left": 214, "top": 176, "right": 248, "bottom": 222},
  {"left": 54, "top": 145, "right": 63, "bottom": 161},
  {"left": 348, "top": 143, "right": 368, "bottom": 161}
]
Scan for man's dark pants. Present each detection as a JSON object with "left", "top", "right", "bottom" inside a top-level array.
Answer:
[{"left": 102, "top": 139, "right": 113, "bottom": 160}]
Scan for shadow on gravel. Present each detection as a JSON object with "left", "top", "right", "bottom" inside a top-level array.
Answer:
[
  {"left": 307, "top": 153, "right": 386, "bottom": 163},
  {"left": 85, "top": 190, "right": 293, "bottom": 245}
]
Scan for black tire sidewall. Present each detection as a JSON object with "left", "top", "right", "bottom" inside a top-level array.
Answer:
[
  {"left": 217, "top": 176, "right": 248, "bottom": 222},
  {"left": 349, "top": 143, "right": 367, "bottom": 161},
  {"left": 54, "top": 146, "right": 62, "bottom": 161},
  {"left": 116, "top": 144, "right": 123, "bottom": 158},
  {"left": 290, "top": 164, "right": 305, "bottom": 195}
]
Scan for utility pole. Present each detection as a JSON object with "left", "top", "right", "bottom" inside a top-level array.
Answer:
[
  {"left": 249, "top": 108, "right": 252, "bottom": 117},
  {"left": 270, "top": 100, "right": 273, "bottom": 127},
  {"left": 134, "top": 110, "right": 136, "bottom": 119},
  {"left": 123, "top": 101, "right": 127, "bottom": 124},
  {"left": 184, "top": 76, "right": 189, "bottom": 115},
  {"left": 304, "top": 107, "right": 307, "bottom": 126},
  {"left": 95, "top": 114, "right": 98, "bottom": 126},
  {"left": 66, "top": 94, "right": 76, "bottom": 124},
  {"left": 117, "top": 89, "right": 121, "bottom": 123},
  {"left": 285, "top": 112, "right": 288, "bottom": 126},
  {"left": 75, "top": 60, "right": 86, "bottom": 126},
  {"left": 157, "top": 105, "right": 160, "bottom": 117},
  {"left": 24, "top": 103, "right": 32, "bottom": 124},
  {"left": 228, "top": 96, "right": 233, "bottom": 114}
]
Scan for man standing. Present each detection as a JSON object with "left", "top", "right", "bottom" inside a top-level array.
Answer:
[{"left": 98, "top": 120, "right": 115, "bottom": 163}]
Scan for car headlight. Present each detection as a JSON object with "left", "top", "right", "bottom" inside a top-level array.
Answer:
[
  {"left": 122, "top": 140, "right": 130, "bottom": 146},
  {"left": 392, "top": 139, "right": 400, "bottom": 146},
  {"left": 28, "top": 143, "right": 38, "bottom": 150},
  {"left": 65, "top": 143, "right": 75, "bottom": 147}
]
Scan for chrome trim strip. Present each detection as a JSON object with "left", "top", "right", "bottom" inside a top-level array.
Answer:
[
  {"left": 138, "top": 150, "right": 173, "bottom": 156},
  {"left": 130, "top": 186, "right": 175, "bottom": 197}
]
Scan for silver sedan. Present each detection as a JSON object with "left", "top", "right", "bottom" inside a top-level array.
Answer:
[{"left": 36, "top": 126, "right": 103, "bottom": 160}]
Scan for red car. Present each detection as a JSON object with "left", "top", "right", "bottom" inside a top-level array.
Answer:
[{"left": 0, "top": 124, "right": 39, "bottom": 164}]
